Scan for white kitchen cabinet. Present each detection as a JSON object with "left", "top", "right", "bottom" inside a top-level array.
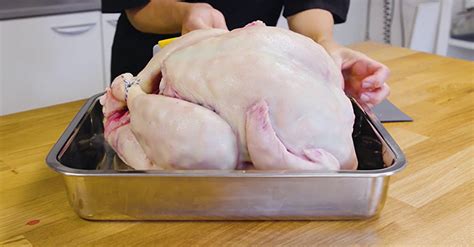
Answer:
[
  {"left": 275, "top": 0, "right": 369, "bottom": 46},
  {"left": 0, "top": 11, "right": 105, "bottom": 115},
  {"left": 101, "top": 13, "right": 121, "bottom": 85}
]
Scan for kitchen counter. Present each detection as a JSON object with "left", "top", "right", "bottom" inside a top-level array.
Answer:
[
  {"left": 0, "top": 0, "right": 100, "bottom": 20},
  {"left": 0, "top": 42, "right": 473, "bottom": 246}
]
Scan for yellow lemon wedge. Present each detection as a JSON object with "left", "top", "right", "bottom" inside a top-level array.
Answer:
[{"left": 158, "top": 37, "right": 178, "bottom": 48}]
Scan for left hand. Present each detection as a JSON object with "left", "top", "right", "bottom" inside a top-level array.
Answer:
[
  {"left": 180, "top": 3, "right": 228, "bottom": 34},
  {"left": 320, "top": 41, "right": 391, "bottom": 108}
]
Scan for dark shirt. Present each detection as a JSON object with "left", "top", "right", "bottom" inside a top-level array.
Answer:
[{"left": 102, "top": 0, "right": 350, "bottom": 80}]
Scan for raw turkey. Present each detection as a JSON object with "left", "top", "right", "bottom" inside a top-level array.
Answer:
[{"left": 100, "top": 21, "right": 358, "bottom": 171}]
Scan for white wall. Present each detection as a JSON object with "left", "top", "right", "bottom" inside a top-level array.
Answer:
[
  {"left": 334, "top": 0, "right": 369, "bottom": 45},
  {"left": 276, "top": 0, "right": 369, "bottom": 45},
  {"left": 447, "top": 0, "right": 474, "bottom": 59},
  {"left": 367, "top": 0, "right": 473, "bottom": 60}
]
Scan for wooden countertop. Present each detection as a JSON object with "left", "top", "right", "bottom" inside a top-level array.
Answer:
[{"left": 1, "top": 42, "right": 473, "bottom": 246}]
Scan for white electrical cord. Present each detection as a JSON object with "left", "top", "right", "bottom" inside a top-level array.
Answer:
[
  {"left": 367, "top": 0, "right": 405, "bottom": 45},
  {"left": 366, "top": 0, "right": 372, "bottom": 40},
  {"left": 383, "top": 0, "right": 396, "bottom": 44},
  {"left": 400, "top": 0, "right": 406, "bottom": 46}
]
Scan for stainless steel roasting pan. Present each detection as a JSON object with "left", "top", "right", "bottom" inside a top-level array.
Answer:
[{"left": 46, "top": 93, "right": 406, "bottom": 220}]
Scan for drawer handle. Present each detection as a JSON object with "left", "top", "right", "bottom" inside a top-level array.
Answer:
[
  {"left": 107, "top": 20, "right": 118, "bottom": 27},
  {"left": 51, "top": 23, "right": 96, "bottom": 35}
]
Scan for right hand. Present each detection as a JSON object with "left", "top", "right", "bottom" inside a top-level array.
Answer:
[
  {"left": 180, "top": 3, "right": 228, "bottom": 34},
  {"left": 320, "top": 41, "right": 390, "bottom": 108}
]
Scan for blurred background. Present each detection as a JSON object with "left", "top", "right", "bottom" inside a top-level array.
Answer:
[
  {"left": 0, "top": 0, "right": 473, "bottom": 115},
  {"left": 277, "top": 0, "right": 474, "bottom": 60}
]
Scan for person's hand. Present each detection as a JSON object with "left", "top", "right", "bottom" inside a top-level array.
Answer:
[
  {"left": 320, "top": 41, "right": 390, "bottom": 108},
  {"left": 180, "top": 3, "right": 228, "bottom": 34}
]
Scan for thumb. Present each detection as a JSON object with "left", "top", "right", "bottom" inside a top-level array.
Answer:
[
  {"left": 211, "top": 9, "right": 228, "bottom": 30},
  {"left": 181, "top": 18, "right": 209, "bottom": 34},
  {"left": 329, "top": 52, "right": 343, "bottom": 70}
]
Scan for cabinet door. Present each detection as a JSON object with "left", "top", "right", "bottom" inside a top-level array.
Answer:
[
  {"left": 101, "top": 13, "right": 121, "bottom": 85},
  {"left": 0, "top": 11, "right": 104, "bottom": 115}
]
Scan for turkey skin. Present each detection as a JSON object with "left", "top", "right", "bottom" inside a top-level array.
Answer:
[{"left": 100, "top": 21, "right": 358, "bottom": 171}]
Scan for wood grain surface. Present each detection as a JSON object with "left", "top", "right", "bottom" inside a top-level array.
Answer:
[{"left": 1, "top": 42, "right": 473, "bottom": 246}]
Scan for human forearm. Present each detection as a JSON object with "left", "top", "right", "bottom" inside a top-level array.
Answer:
[
  {"left": 287, "top": 8, "right": 340, "bottom": 49},
  {"left": 287, "top": 8, "right": 390, "bottom": 107},
  {"left": 125, "top": 1, "right": 227, "bottom": 34},
  {"left": 125, "top": 0, "right": 187, "bottom": 34}
]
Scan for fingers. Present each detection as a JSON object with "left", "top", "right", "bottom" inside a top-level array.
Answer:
[
  {"left": 360, "top": 83, "right": 390, "bottom": 107},
  {"left": 212, "top": 10, "right": 228, "bottom": 30},
  {"left": 359, "top": 63, "right": 390, "bottom": 107},
  {"left": 192, "top": 18, "right": 211, "bottom": 29},
  {"left": 361, "top": 63, "right": 390, "bottom": 90},
  {"left": 181, "top": 4, "right": 228, "bottom": 34},
  {"left": 340, "top": 50, "right": 367, "bottom": 71},
  {"left": 332, "top": 46, "right": 391, "bottom": 107},
  {"left": 329, "top": 52, "right": 343, "bottom": 69}
]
